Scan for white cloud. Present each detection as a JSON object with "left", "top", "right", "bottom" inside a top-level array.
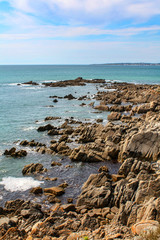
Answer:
[
  {"left": 0, "top": 25, "right": 160, "bottom": 40},
  {"left": 3, "top": 0, "right": 160, "bottom": 24}
]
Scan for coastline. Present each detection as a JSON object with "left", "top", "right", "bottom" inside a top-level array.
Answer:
[{"left": 0, "top": 78, "right": 160, "bottom": 239}]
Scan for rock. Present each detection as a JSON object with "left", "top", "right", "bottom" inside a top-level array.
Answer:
[
  {"left": 111, "top": 174, "right": 125, "bottom": 182},
  {"left": 58, "top": 134, "right": 68, "bottom": 143},
  {"left": 4, "top": 148, "right": 27, "bottom": 158},
  {"left": 47, "top": 196, "right": 61, "bottom": 204},
  {"left": 53, "top": 99, "right": 58, "bottom": 103},
  {"left": 5, "top": 199, "right": 24, "bottom": 211},
  {"left": 47, "top": 129, "right": 59, "bottom": 135},
  {"left": 37, "top": 124, "right": 55, "bottom": 132},
  {"left": 98, "top": 166, "right": 109, "bottom": 173},
  {"left": 57, "top": 142, "right": 70, "bottom": 152},
  {"left": 94, "top": 105, "right": 110, "bottom": 111},
  {"left": 131, "top": 220, "right": 159, "bottom": 235},
  {"left": 106, "top": 233, "right": 123, "bottom": 240},
  {"left": 118, "top": 158, "right": 152, "bottom": 177},
  {"left": 67, "top": 198, "right": 73, "bottom": 203},
  {"left": 51, "top": 161, "right": 62, "bottom": 167},
  {"left": 45, "top": 116, "right": 61, "bottom": 121},
  {"left": 121, "top": 131, "right": 160, "bottom": 161},
  {"left": 23, "top": 81, "right": 38, "bottom": 85},
  {"left": 59, "top": 182, "right": 68, "bottom": 188},
  {"left": 64, "top": 94, "right": 76, "bottom": 100},
  {"left": 22, "top": 163, "right": 45, "bottom": 175},
  {"left": 61, "top": 204, "right": 76, "bottom": 212},
  {"left": 107, "top": 112, "right": 121, "bottom": 121},
  {"left": 77, "top": 172, "right": 112, "bottom": 208},
  {"left": 0, "top": 217, "right": 10, "bottom": 226},
  {"left": 30, "top": 187, "right": 43, "bottom": 194},
  {"left": 96, "top": 118, "right": 103, "bottom": 123},
  {"left": 44, "top": 186, "right": 65, "bottom": 196}
]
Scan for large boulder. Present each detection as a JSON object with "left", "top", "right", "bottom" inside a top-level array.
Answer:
[
  {"left": 76, "top": 172, "right": 112, "bottom": 208},
  {"left": 120, "top": 131, "right": 160, "bottom": 161}
]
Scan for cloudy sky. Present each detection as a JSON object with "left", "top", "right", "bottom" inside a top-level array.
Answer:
[{"left": 0, "top": 0, "right": 160, "bottom": 64}]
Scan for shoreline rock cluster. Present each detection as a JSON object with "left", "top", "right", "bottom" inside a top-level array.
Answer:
[{"left": 1, "top": 79, "right": 160, "bottom": 239}]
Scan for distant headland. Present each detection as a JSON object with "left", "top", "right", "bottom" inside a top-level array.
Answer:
[{"left": 92, "top": 63, "right": 160, "bottom": 66}]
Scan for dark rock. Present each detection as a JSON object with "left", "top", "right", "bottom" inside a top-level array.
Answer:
[
  {"left": 30, "top": 187, "right": 43, "bottom": 194},
  {"left": 23, "top": 81, "right": 39, "bottom": 85},
  {"left": 37, "top": 124, "right": 55, "bottom": 132},
  {"left": 64, "top": 94, "right": 76, "bottom": 100}
]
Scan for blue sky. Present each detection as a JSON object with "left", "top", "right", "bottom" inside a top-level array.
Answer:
[{"left": 0, "top": 0, "right": 160, "bottom": 64}]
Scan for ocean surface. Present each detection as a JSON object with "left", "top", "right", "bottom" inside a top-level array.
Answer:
[{"left": 0, "top": 64, "right": 160, "bottom": 205}]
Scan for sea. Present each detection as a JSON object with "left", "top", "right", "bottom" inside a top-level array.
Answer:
[{"left": 0, "top": 64, "right": 160, "bottom": 205}]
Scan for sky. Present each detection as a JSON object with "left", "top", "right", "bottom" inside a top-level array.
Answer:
[{"left": 0, "top": 0, "right": 160, "bottom": 64}]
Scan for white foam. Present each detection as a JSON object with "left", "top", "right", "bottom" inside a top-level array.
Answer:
[
  {"left": 0, "top": 177, "right": 43, "bottom": 192},
  {"left": 22, "top": 126, "right": 36, "bottom": 131},
  {"left": 8, "top": 83, "right": 19, "bottom": 86}
]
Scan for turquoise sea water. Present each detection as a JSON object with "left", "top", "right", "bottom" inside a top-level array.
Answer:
[{"left": 0, "top": 65, "right": 160, "bottom": 204}]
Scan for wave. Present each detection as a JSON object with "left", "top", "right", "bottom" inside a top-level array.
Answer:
[
  {"left": 0, "top": 176, "right": 43, "bottom": 192},
  {"left": 22, "top": 126, "right": 36, "bottom": 131}
]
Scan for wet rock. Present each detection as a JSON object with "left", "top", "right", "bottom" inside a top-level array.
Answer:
[
  {"left": 22, "top": 163, "right": 46, "bottom": 175},
  {"left": 30, "top": 187, "right": 43, "bottom": 194},
  {"left": 47, "top": 196, "right": 61, "bottom": 204},
  {"left": 64, "top": 94, "right": 76, "bottom": 100},
  {"left": 44, "top": 186, "right": 65, "bottom": 196},
  {"left": 23, "top": 81, "right": 39, "bottom": 85},
  {"left": 47, "top": 129, "right": 59, "bottom": 135},
  {"left": 37, "top": 124, "right": 55, "bottom": 132},
  {"left": 94, "top": 105, "right": 110, "bottom": 111},
  {"left": 4, "top": 148, "right": 27, "bottom": 158},
  {"left": 51, "top": 161, "right": 62, "bottom": 167},
  {"left": 61, "top": 204, "right": 76, "bottom": 212},
  {"left": 45, "top": 116, "right": 61, "bottom": 121}
]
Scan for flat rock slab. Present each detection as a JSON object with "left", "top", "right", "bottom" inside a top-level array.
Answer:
[{"left": 44, "top": 186, "right": 65, "bottom": 196}]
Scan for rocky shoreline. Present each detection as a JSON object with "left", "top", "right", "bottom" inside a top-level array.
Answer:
[{"left": 1, "top": 79, "right": 160, "bottom": 239}]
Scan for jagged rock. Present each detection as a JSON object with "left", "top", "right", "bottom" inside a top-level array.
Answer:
[
  {"left": 23, "top": 81, "right": 39, "bottom": 85},
  {"left": 4, "top": 148, "right": 27, "bottom": 158},
  {"left": 118, "top": 158, "right": 152, "bottom": 177},
  {"left": 120, "top": 130, "right": 160, "bottom": 161},
  {"left": 107, "top": 112, "right": 121, "bottom": 121},
  {"left": 76, "top": 172, "right": 112, "bottom": 208},
  {"left": 22, "top": 163, "right": 46, "bottom": 175},
  {"left": 37, "top": 124, "right": 55, "bottom": 132},
  {"left": 48, "top": 129, "right": 59, "bottom": 135},
  {"left": 64, "top": 94, "right": 76, "bottom": 100},
  {"left": 30, "top": 187, "right": 43, "bottom": 194}
]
